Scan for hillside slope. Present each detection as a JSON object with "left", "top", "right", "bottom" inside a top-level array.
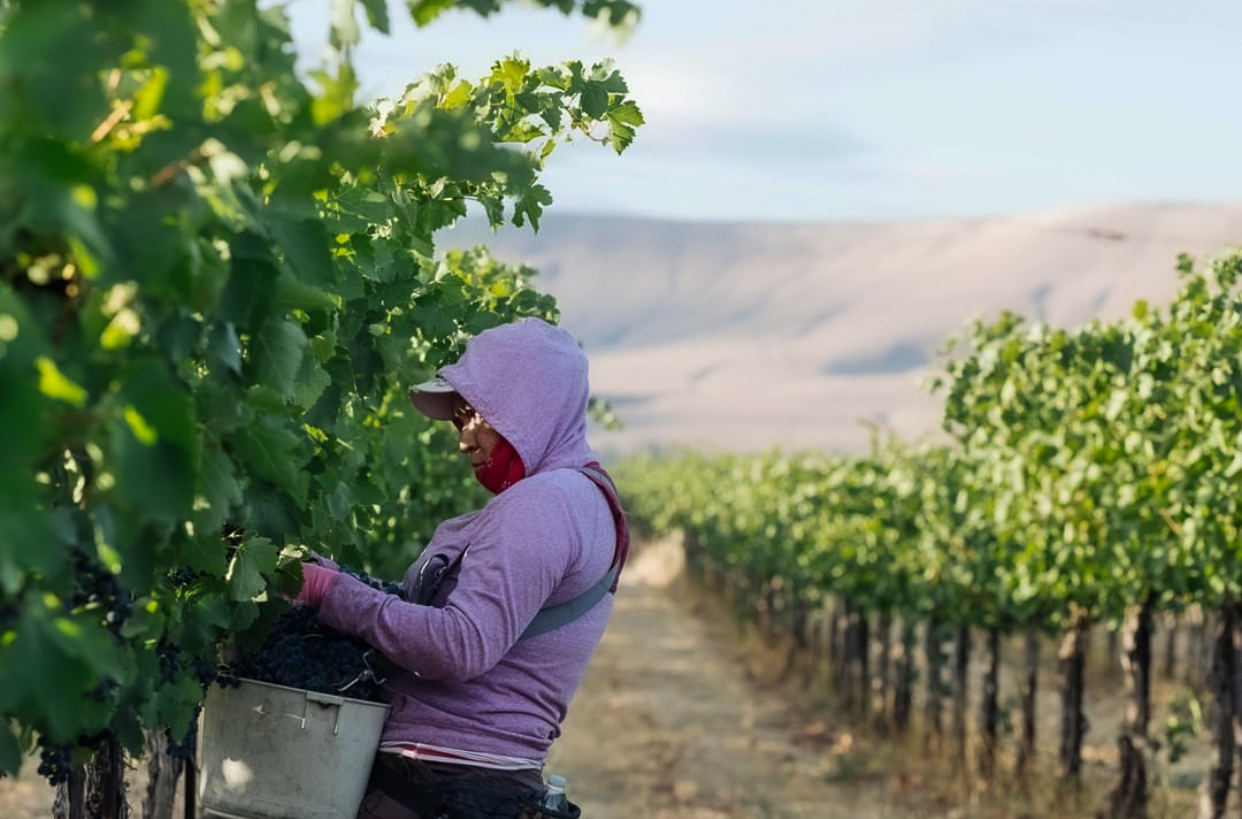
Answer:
[{"left": 440, "top": 203, "right": 1242, "bottom": 453}]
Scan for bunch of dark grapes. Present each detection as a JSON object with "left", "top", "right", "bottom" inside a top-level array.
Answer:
[
  {"left": 36, "top": 736, "right": 73, "bottom": 786},
  {"left": 158, "top": 645, "right": 177, "bottom": 680},
  {"left": 89, "top": 677, "right": 118, "bottom": 703},
  {"left": 165, "top": 706, "right": 201, "bottom": 760},
  {"left": 70, "top": 550, "right": 132, "bottom": 634},
  {"left": 192, "top": 656, "right": 218, "bottom": 690},
  {"left": 338, "top": 565, "right": 403, "bottom": 597},
  {"left": 156, "top": 642, "right": 219, "bottom": 691},
  {"left": 169, "top": 566, "right": 201, "bottom": 589},
  {"left": 224, "top": 606, "right": 388, "bottom": 702},
  {"left": 35, "top": 732, "right": 107, "bottom": 786},
  {"left": 152, "top": 646, "right": 217, "bottom": 760}
]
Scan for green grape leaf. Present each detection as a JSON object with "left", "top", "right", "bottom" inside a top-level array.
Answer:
[
  {"left": 606, "top": 99, "right": 644, "bottom": 154},
  {"left": 110, "top": 419, "right": 196, "bottom": 522},
  {"left": 216, "top": 255, "right": 279, "bottom": 332},
  {"left": 230, "top": 601, "right": 260, "bottom": 633},
  {"left": 269, "top": 213, "right": 336, "bottom": 287},
  {"left": 183, "top": 532, "right": 228, "bottom": 579},
  {"left": 310, "top": 330, "right": 338, "bottom": 362},
  {"left": 233, "top": 421, "right": 310, "bottom": 504},
  {"left": 580, "top": 84, "right": 608, "bottom": 119},
  {"left": 0, "top": 723, "right": 21, "bottom": 777},
  {"left": 331, "top": 188, "right": 393, "bottom": 233},
  {"left": 358, "top": 0, "right": 391, "bottom": 32},
  {"left": 327, "top": 483, "right": 353, "bottom": 522},
  {"left": 119, "top": 599, "right": 166, "bottom": 642},
  {"left": 491, "top": 55, "right": 530, "bottom": 92},
  {"left": 329, "top": 0, "right": 361, "bottom": 51},
  {"left": 408, "top": 0, "right": 455, "bottom": 26},
  {"left": 273, "top": 272, "right": 341, "bottom": 313},
  {"left": 250, "top": 319, "right": 308, "bottom": 402},
  {"left": 123, "top": 359, "right": 197, "bottom": 452},
  {"left": 241, "top": 482, "right": 303, "bottom": 539},
  {"left": 198, "top": 440, "right": 243, "bottom": 533},
  {"left": 208, "top": 321, "right": 243, "bottom": 376},
  {"left": 2, "top": 608, "right": 121, "bottom": 740},
  {"left": 512, "top": 183, "right": 552, "bottom": 231},
  {"left": 226, "top": 536, "right": 279, "bottom": 602},
  {"left": 478, "top": 193, "right": 505, "bottom": 228},
  {"left": 152, "top": 676, "right": 204, "bottom": 744},
  {"left": 293, "top": 354, "right": 332, "bottom": 410}
]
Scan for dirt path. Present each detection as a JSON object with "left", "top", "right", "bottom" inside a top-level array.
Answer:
[{"left": 546, "top": 537, "right": 918, "bottom": 819}]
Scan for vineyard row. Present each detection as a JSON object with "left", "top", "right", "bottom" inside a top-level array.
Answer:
[{"left": 614, "top": 248, "right": 1242, "bottom": 819}]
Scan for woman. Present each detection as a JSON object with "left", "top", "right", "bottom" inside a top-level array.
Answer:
[{"left": 295, "top": 318, "right": 629, "bottom": 819}]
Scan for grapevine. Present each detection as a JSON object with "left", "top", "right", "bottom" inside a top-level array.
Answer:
[
  {"left": 617, "top": 248, "right": 1242, "bottom": 815},
  {"left": 0, "top": 0, "right": 645, "bottom": 807}
]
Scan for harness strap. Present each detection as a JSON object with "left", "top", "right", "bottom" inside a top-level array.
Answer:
[
  {"left": 519, "top": 466, "right": 625, "bottom": 640},
  {"left": 520, "top": 564, "right": 620, "bottom": 640}
]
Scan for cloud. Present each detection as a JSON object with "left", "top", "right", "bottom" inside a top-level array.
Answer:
[{"left": 286, "top": 1, "right": 1242, "bottom": 222}]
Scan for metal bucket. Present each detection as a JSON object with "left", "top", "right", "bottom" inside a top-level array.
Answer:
[{"left": 199, "top": 678, "right": 390, "bottom": 819}]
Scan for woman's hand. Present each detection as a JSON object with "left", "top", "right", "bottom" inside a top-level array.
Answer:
[{"left": 295, "top": 562, "right": 340, "bottom": 606}]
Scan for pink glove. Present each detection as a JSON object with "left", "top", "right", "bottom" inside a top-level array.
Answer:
[{"left": 295, "top": 562, "right": 339, "bottom": 606}]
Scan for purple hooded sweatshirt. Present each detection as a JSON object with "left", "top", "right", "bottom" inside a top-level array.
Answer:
[{"left": 317, "top": 318, "right": 621, "bottom": 761}]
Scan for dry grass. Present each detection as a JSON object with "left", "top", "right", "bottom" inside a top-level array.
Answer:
[{"left": 712, "top": 591, "right": 1216, "bottom": 819}]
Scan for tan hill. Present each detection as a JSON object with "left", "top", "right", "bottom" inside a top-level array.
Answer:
[{"left": 439, "top": 203, "right": 1242, "bottom": 455}]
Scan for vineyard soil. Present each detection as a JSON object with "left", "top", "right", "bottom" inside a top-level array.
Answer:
[
  {"left": 0, "top": 537, "right": 1210, "bottom": 818},
  {"left": 548, "top": 536, "right": 922, "bottom": 819}
]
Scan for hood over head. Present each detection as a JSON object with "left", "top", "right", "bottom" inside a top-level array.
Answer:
[{"left": 411, "top": 319, "right": 596, "bottom": 476}]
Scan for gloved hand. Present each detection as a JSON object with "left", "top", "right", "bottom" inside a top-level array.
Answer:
[{"left": 294, "top": 562, "right": 339, "bottom": 606}]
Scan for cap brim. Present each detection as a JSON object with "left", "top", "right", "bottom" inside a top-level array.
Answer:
[{"left": 407, "top": 377, "right": 458, "bottom": 421}]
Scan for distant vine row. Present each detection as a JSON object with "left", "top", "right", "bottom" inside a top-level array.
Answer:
[{"left": 617, "top": 249, "right": 1242, "bottom": 818}]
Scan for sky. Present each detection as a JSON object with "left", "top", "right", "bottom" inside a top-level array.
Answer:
[{"left": 290, "top": 0, "right": 1242, "bottom": 223}]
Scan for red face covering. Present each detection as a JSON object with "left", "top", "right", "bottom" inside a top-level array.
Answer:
[{"left": 475, "top": 437, "right": 526, "bottom": 494}]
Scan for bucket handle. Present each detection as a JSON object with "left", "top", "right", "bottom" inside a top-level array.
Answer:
[{"left": 304, "top": 691, "right": 346, "bottom": 736}]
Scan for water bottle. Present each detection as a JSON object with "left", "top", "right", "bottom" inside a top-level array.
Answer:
[{"left": 541, "top": 773, "right": 569, "bottom": 814}]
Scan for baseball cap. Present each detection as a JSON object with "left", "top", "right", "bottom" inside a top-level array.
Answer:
[{"left": 407, "top": 376, "right": 458, "bottom": 421}]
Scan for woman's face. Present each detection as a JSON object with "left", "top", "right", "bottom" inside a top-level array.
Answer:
[{"left": 451, "top": 396, "right": 501, "bottom": 468}]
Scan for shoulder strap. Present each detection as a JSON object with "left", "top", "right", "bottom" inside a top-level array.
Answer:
[
  {"left": 520, "top": 564, "right": 620, "bottom": 640},
  {"left": 519, "top": 466, "right": 624, "bottom": 640},
  {"left": 576, "top": 465, "right": 629, "bottom": 592}
]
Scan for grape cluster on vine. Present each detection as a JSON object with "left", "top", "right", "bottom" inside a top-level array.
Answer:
[
  {"left": 192, "top": 657, "right": 219, "bottom": 690},
  {"left": 36, "top": 736, "right": 73, "bottom": 786},
  {"left": 36, "top": 731, "right": 107, "bottom": 786},
  {"left": 149, "top": 647, "right": 218, "bottom": 762},
  {"left": 156, "top": 643, "right": 220, "bottom": 690},
  {"left": 165, "top": 706, "right": 202, "bottom": 761},
  {"left": 89, "top": 677, "right": 119, "bottom": 703},
  {"left": 169, "top": 566, "right": 202, "bottom": 589},
  {"left": 157, "top": 643, "right": 182, "bottom": 683},
  {"left": 69, "top": 550, "right": 132, "bottom": 634}
]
